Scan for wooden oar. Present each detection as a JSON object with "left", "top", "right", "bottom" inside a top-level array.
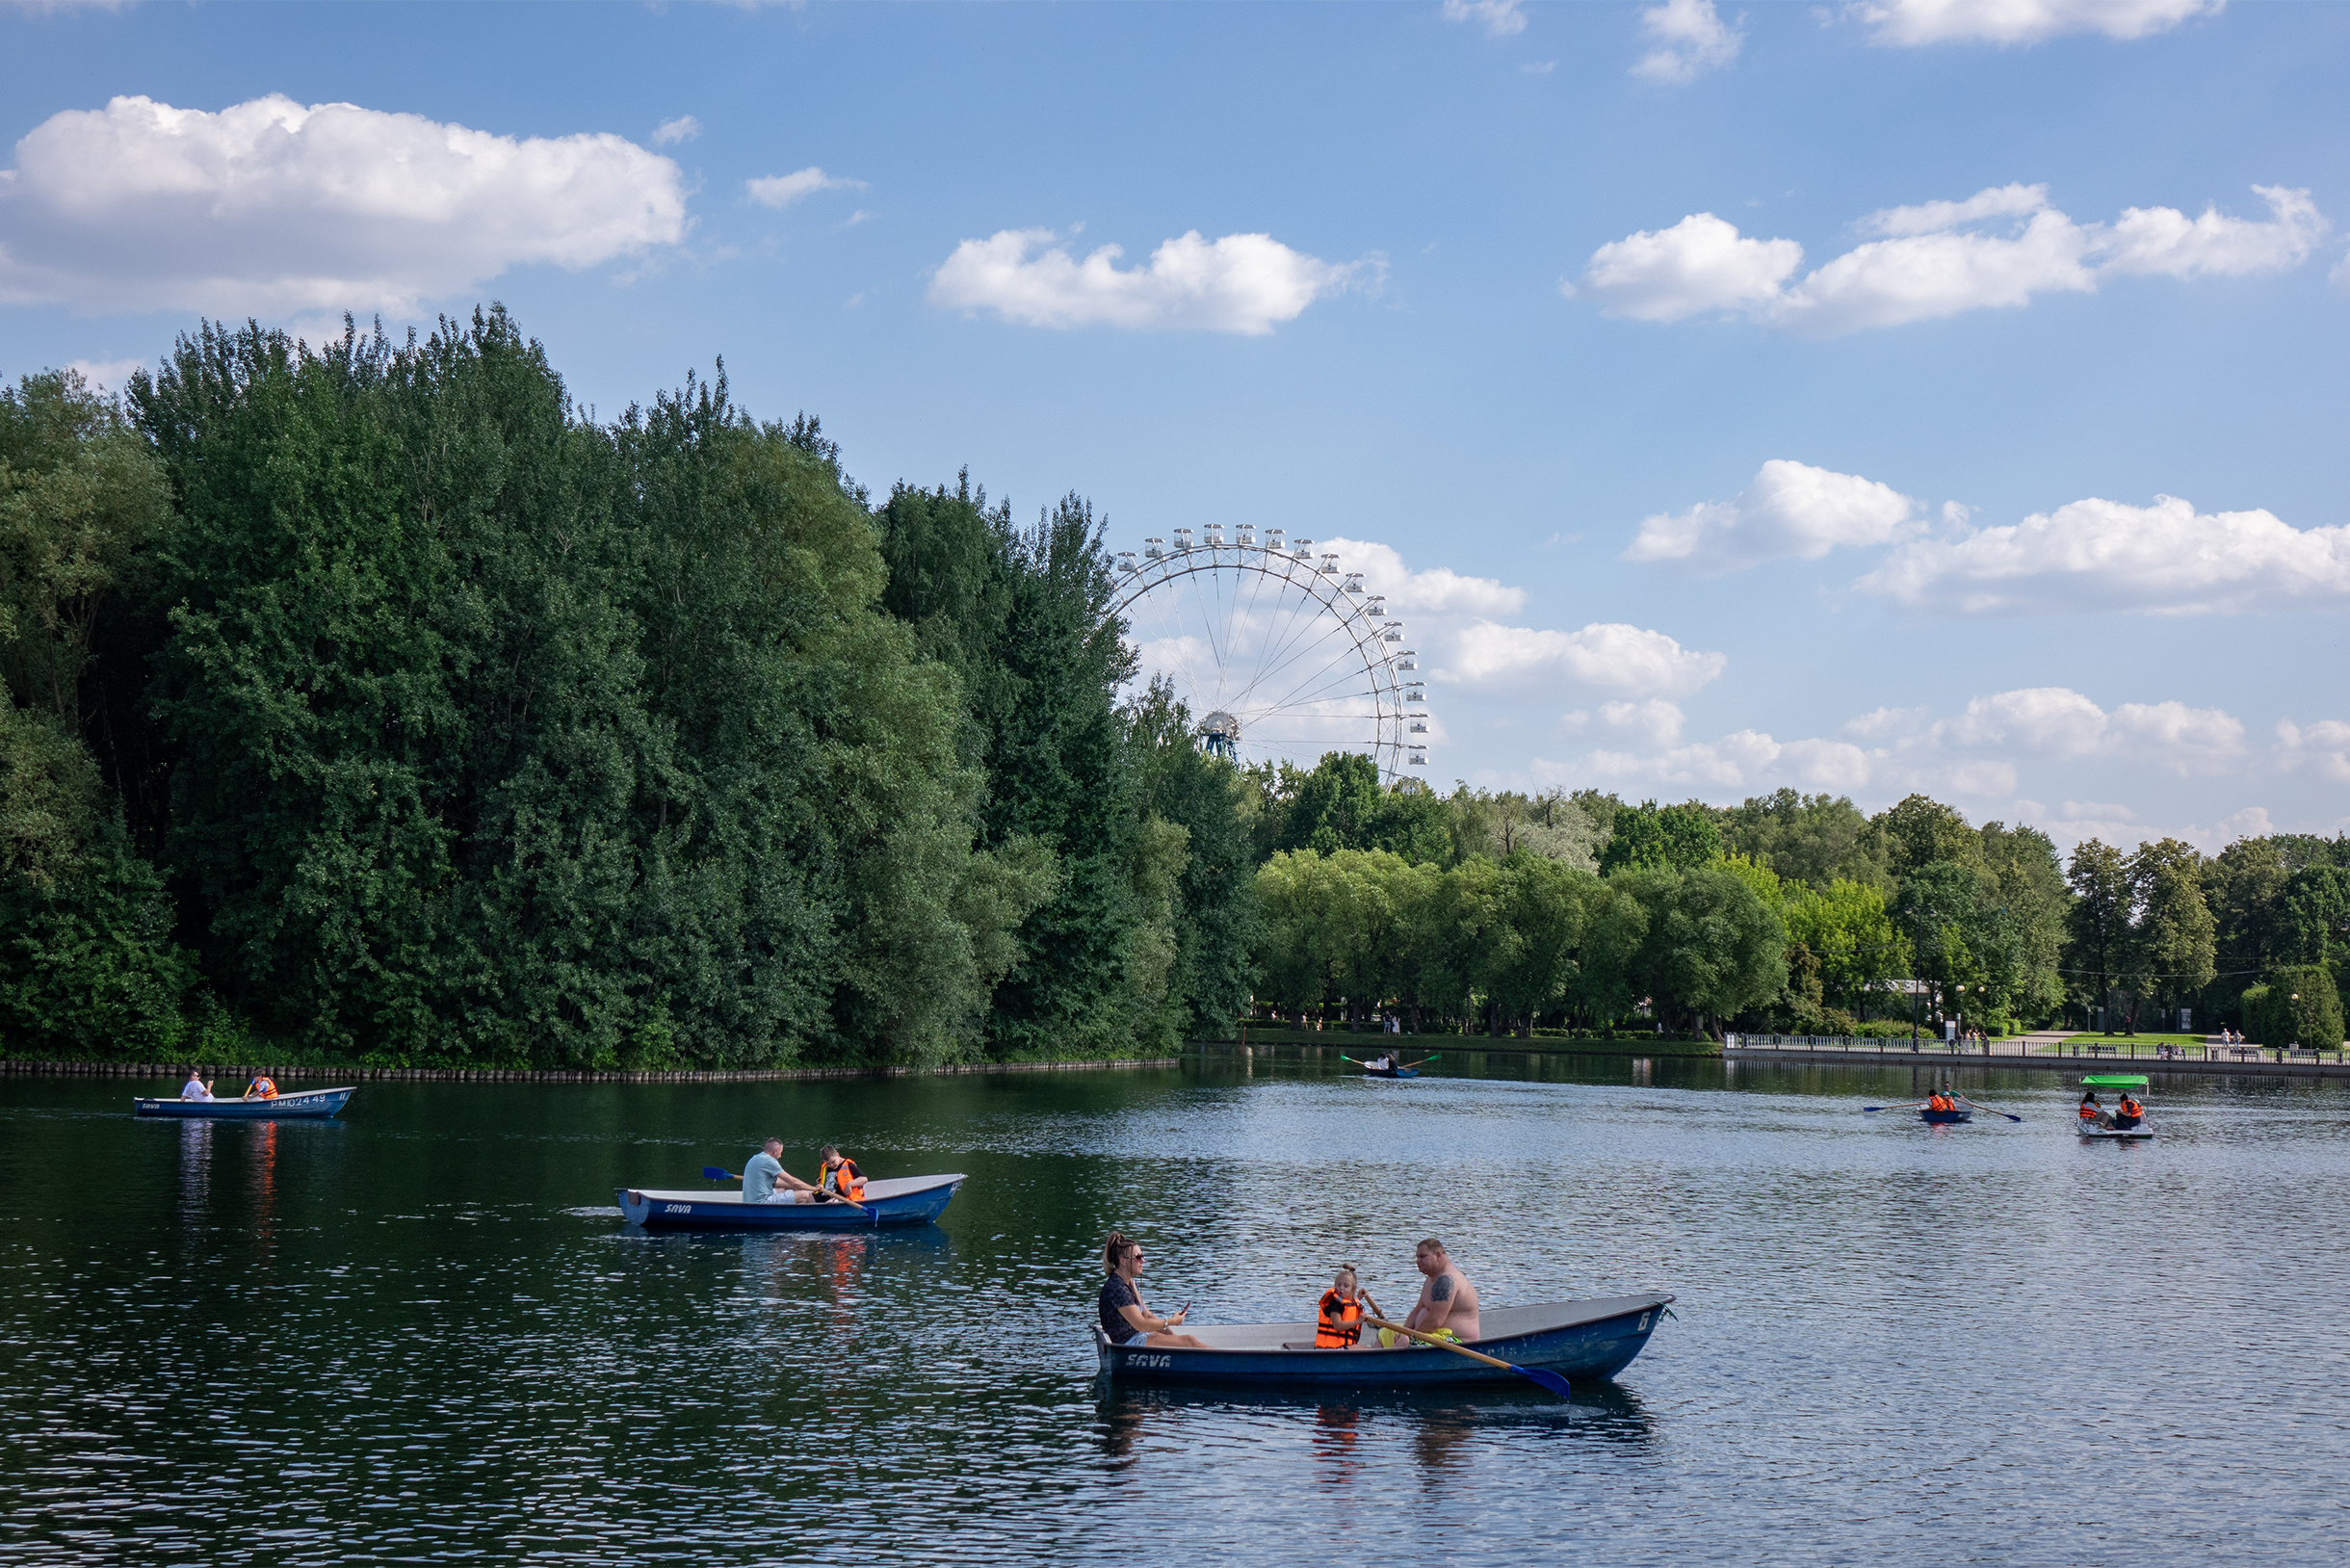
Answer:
[
  {"left": 699, "top": 1166, "right": 867, "bottom": 1212},
  {"left": 1955, "top": 1095, "right": 2024, "bottom": 1123},
  {"left": 1399, "top": 1053, "right": 1442, "bottom": 1069},
  {"left": 1862, "top": 1102, "right": 1928, "bottom": 1112},
  {"left": 1362, "top": 1316, "right": 1573, "bottom": 1399}
]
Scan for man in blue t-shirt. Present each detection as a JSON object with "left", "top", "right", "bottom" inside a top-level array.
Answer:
[{"left": 741, "top": 1138, "right": 820, "bottom": 1204}]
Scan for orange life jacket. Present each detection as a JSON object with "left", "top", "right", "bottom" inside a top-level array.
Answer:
[
  {"left": 819, "top": 1155, "right": 866, "bottom": 1201},
  {"left": 248, "top": 1076, "right": 277, "bottom": 1099},
  {"left": 2119, "top": 1096, "right": 2143, "bottom": 1119},
  {"left": 2077, "top": 1101, "right": 2099, "bottom": 1120},
  {"left": 1316, "top": 1289, "right": 1363, "bottom": 1348},
  {"left": 1928, "top": 1093, "right": 1951, "bottom": 1111}
]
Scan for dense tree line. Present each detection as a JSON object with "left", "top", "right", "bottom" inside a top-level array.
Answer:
[
  {"left": 1245, "top": 773, "right": 2344, "bottom": 1044},
  {"left": 4, "top": 313, "right": 2343, "bottom": 1061},
  {"left": 1, "top": 313, "right": 1252, "bottom": 1067}
]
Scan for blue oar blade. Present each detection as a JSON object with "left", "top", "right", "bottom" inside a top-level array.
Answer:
[
  {"left": 1515, "top": 1366, "right": 1575, "bottom": 1399},
  {"left": 701, "top": 1166, "right": 735, "bottom": 1181}
]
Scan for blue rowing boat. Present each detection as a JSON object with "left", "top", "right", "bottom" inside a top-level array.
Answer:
[
  {"left": 615, "top": 1173, "right": 965, "bottom": 1232},
  {"left": 1919, "top": 1107, "right": 1972, "bottom": 1124},
  {"left": 133, "top": 1086, "right": 353, "bottom": 1120},
  {"left": 1362, "top": 1066, "right": 1419, "bottom": 1080},
  {"left": 1096, "top": 1294, "right": 1673, "bottom": 1390}
]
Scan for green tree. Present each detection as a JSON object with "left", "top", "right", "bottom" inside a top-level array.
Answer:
[
  {"left": 1782, "top": 875, "right": 1907, "bottom": 1023},
  {"left": 2128, "top": 838, "right": 2216, "bottom": 1028},
  {"left": 2242, "top": 966, "right": 2344, "bottom": 1049},
  {"left": 1719, "top": 789, "right": 1889, "bottom": 890},
  {"left": 1612, "top": 863, "right": 1786, "bottom": 1035},
  {"left": 1598, "top": 799, "right": 1722, "bottom": 875},
  {"left": 1482, "top": 853, "right": 1597, "bottom": 1034},
  {"left": 2066, "top": 840, "right": 2131, "bottom": 1032},
  {"left": 1873, "top": 794, "right": 1981, "bottom": 878}
]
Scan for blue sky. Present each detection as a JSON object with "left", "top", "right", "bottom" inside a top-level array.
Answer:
[{"left": 4, "top": 0, "right": 2345, "bottom": 853}]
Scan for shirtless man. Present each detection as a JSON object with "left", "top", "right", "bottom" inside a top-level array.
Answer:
[{"left": 1400, "top": 1237, "right": 1480, "bottom": 1344}]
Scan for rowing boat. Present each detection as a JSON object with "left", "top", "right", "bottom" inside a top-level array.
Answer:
[
  {"left": 1360, "top": 1065, "right": 1419, "bottom": 1080},
  {"left": 133, "top": 1087, "right": 353, "bottom": 1120},
  {"left": 1095, "top": 1294, "right": 1673, "bottom": 1389},
  {"left": 615, "top": 1173, "right": 965, "bottom": 1231},
  {"left": 1919, "top": 1107, "right": 1972, "bottom": 1124}
]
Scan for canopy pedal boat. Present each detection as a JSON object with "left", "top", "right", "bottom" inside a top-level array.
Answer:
[
  {"left": 134, "top": 1086, "right": 353, "bottom": 1120},
  {"left": 2076, "top": 1074, "right": 2154, "bottom": 1140},
  {"left": 616, "top": 1174, "right": 965, "bottom": 1231},
  {"left": 1096, "top": 1294, "right": 1673, "bottom": 1391}
]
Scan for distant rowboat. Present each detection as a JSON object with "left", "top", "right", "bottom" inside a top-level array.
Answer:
[
  {"left": 615, "top": 1174, "right": 965, "bottom": 1232},
  {"left": 133, "top": 1087, "right": 353, "bottom": 1120},
  {"left": 1096, "top": 1294, "right": 1673, "bottom": 1390},
  {"left": 1919, "top": 1107, "right": 1972, "bottom": 1124}
]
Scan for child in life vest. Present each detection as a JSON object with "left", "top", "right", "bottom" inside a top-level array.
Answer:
[{"left": 1316, "top": 1267, "right": 1370, "bottom": 1348}]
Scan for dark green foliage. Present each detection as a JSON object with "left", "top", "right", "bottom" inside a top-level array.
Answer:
[
  {"left": 1122, "top": 678, "right": 1261, "bottom": 1040},
  {"left": 1719, "top": 789, "right": 1888, "bottom": 889},
  {"left": 2065, "top": 840, "right": 2130, "bottom": 1026},
  {"left": 872, "top": 475, "right": 1165, "bottom": 1058},
  {"left": 120, "top": 311, "right": 1032, "bottom": 1067},
  {"left": 1598, "top": 799, "right": 1722, "bottom": 875},
  {"left": 0, "top": 813, "right": 193, "bottom": 1057},
  {"left": 1873, "top": 794, "right": 1980, "bottom": 877},
  {"left": 2241, "top": 966, "right": 2344, "bottom": 1048},
  {"left": 1609, "top": 863, "right": 1787, "bottom": 1033}
]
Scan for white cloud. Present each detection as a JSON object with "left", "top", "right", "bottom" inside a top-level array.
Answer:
[
  {"left": 744, "top": 167, "right": 865, "bottom": 208},
  {"left": 3, "top": 0, "right": 132, "bottom": 13},
  {"left": 0, "top": 93, "right": 688, "bottom": 318},
  {"left": 652, "top": 116, "right": 702, "bottom": 147},
  {"left": 1575, "top": 213, "right": 1802, "bottom": 322},
  {"left": 1933, "top": 687, "right": 2244, "bottom": 773},
  {"left": 1441, "top": 0, "right": 1528, "bottom": 38},
  {"left": 2278, "top": 719, "right": 2350, "bottom": 784},
  {"left": 65, "top": 355, "right": 144, "bottom": 390},
  {"left": 1859, "top": 493, "right": 2350, "bottom": 614},
  {"left": 1855, "top": 0, "right": 2224, "bottom": 47},
  {"left": 1632, "top": 0, "right": 1745, "bottom": 83},
  {"left": 927, "top": 227, "right": 1365, "bottom": 334},
  {"left": 1559, "top": 699, "right": 1687, "bottom": 748},
  {"left": 1319, "top": 536, "right": 1528, "bottom": 620},
  {"left": 2099, "top": 184, "right": 2324, "bottom": 277},
  {"left": 1448, "top": 621, "right": 1727, "bottom": 696},
  {"left": 1625, "top": 458, "right": 1919, "bottom": 573},
  {"left": 1537, "top": 685, "right": 2245, "bottom": 804},
  {"left": 1858, "top": 182, "right": 2050, "bottom": 238},
  {"left": 1574, "top": 183, "right": 2322, "bottom": 335}
]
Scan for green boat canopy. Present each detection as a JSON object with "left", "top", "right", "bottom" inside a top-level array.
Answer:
[{"left": 2081, "top": 1074, "right": 2150, "bottom": 1087}]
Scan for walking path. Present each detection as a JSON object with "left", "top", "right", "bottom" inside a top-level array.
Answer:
[{"left": 1725, "top": 1030, "right": 2350, "bottom": 1080}]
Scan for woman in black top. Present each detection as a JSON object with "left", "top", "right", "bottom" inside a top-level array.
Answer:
[{"left": 1099, "top": 1232, "right": 1207, "bottom": 1348}]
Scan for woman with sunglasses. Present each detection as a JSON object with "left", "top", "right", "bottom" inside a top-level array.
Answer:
[{"left": 1099, "top": 1232, "right": 1208, "bottom": 1349}]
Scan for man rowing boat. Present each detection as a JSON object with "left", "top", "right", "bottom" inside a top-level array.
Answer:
[
  {"left": 742, "top": 1137, "right": 822, "bottom": 1205},
  {"left": 1378, "top": 1237, "right": 1479, "bottom": 1346}
]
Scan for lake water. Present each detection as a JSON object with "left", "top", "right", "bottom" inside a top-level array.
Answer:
[{"left": 4, "top": 1049, "right": 2347, "bottom": 1566}]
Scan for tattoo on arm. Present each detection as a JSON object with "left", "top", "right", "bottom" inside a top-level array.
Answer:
[{"left": 1432, "top": 1275, "right": 1454, "bottom": 1301}]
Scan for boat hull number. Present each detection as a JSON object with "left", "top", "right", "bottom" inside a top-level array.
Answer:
[
  {"left": 665, "top": 1204, "right": 693, "bottom": 1214},
  {"left": 1128, "top": 1354, "right": 1172, "bottom": 1369}
]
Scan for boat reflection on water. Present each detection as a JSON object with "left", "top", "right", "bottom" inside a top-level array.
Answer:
[
  {"left": 1094, "top": 1379, "right": 1659, "bottom": 1476},
  {"left": 177, "top": 1119, "right": 214, "bottom": 1227},
  {"left": 247, "top": 1119, "right": 279, "bottom": 1246}
]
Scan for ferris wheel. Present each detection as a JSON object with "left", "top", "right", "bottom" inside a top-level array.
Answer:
[{"left": 1111, "top": 524, "right": 1429, "bottom": 782}]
